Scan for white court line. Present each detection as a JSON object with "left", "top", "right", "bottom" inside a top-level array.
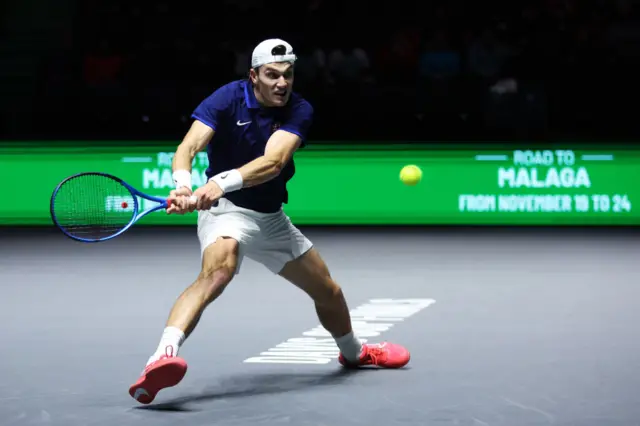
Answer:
[{"left": 244, "top": 298, "right": 436, "bottom": 365}]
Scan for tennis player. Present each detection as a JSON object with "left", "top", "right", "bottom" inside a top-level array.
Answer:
[{"left": 128, "top": 38, "right": 411, "bottom": 404}]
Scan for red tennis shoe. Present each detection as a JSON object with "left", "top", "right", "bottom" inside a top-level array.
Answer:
[
  {"left": 338, "top": 342, "right": 410, "bottom": 368},
  {"left": 128, "top": 347, "right": 187, "bottom": 404}
]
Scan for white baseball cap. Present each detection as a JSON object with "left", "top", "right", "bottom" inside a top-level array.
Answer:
[{"left": 251, "top": 38, "right": 297, "bottom": 68}]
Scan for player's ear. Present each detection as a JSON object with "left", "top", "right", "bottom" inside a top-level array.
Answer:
[{"left": 249, "top": 67, "right": 259, "bottom": 85}]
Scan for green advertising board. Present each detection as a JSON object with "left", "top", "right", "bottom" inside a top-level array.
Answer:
[{"left": 0, "top": 142, "right": 637, "bottom": 226}]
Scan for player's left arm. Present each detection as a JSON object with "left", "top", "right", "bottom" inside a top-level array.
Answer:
[
  {"left": 194, "top": 128, "right": 305, "bottom": 210},
  {"left": 237, "top": 130, "right": 302, "bottom": 187},
  {"left": 207, "top": 100, "right": 313, "bottom": 193}
]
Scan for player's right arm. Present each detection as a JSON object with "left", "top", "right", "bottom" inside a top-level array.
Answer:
[
  {"left": 171, "top": 120, "right": 215, "bottom": 191},
  {"left": 168, "top": 84, "right": 232, "bottom": 214},
  {"left": 167, "top": 120, "right": 214, "bottom": 214}
]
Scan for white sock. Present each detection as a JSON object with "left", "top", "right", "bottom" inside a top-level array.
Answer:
[
  {"left": 334, "top": 331, "right": 363, "bottom": 362},
  {"left": 146, "top": 326, "right": 186, "bottom": 366}
]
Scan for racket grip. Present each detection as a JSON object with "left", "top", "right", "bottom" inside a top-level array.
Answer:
[{"left": 166, "top": 195, "right": 198, "bottom": 208}]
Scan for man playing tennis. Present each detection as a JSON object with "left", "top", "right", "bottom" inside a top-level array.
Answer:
[{"left": 128, "top": 38, "right": 411, "bottom": 404}]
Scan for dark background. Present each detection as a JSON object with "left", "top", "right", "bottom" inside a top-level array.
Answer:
[{"left": 2, "top": 0, "right": 639, "bottom": 143}]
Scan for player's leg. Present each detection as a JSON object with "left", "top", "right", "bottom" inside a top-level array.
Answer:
[
  {"left": 163, "top": 237, "right": 239, "bottom": 340},
  {"left": 129, "top": 203, "right": 251, "bottom": 404},
  {"left": 278, "top": 247, "right": 360, "bottom": 355},
  {"left": 250, "top": 212, "right": 409, "bottom": 369},
  {"left": 128, "top": 237, "right": 240, "bottom": 404},
  {"left": 278, "top": 247, "right": 410, "bottom": 368},
  {"left": 156, "top": 236, "right": 239, "bottom": 357}
]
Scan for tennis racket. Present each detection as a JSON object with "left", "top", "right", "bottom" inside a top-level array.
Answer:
[{"left": 50, "top": 172, "right": 197, "bottom": 242}]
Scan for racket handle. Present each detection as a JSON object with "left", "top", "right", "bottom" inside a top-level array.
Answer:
[{"left": 166, "top": 195, "right": 198, "bottom": 208}]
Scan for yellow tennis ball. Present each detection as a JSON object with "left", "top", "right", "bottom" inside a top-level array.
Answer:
[{"left": 400, "top": 165, "right": 422, "bottom": 186}]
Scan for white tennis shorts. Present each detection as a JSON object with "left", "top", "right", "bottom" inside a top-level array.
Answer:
[{"left": 197, "top": 197, "right": 313, "bottom": 274}]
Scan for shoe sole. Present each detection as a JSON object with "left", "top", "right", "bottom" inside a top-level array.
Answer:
[{"left": 129, "top": 358, "right": 187, "bottom": 404}]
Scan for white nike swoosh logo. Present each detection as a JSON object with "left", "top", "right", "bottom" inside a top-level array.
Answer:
[{"left": 237, "top": 120, "right": 251, "bottom": 126}]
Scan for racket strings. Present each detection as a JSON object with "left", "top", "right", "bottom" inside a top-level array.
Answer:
[{"left": 53, "top": 174, "right": 136, "bottom": 239}]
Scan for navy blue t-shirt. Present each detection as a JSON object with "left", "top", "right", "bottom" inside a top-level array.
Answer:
[{"left": 191, "top": 80, "right": 314, "bottom": 213}]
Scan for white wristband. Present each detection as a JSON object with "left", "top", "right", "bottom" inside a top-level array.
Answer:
[
  {"left": 209, "top": 169, "right": 243, "bottom": 194},
  {"left": 172, "top": 169, "right": 192, "bottom": 190}
]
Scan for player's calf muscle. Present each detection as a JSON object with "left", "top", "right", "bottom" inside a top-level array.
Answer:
[
  {"left": 311, "top": 277, "right": 353, "bottom": 335},
  {"left": 311, "top": 278, "right": 344, "bottom": 306},
  {"left": 196, "top": 265, "right": 234, "bottom": 303}
]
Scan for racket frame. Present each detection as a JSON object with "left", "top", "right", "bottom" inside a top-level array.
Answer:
[{"left": 50, "top": 171, "right": 172, "bottom": 243}]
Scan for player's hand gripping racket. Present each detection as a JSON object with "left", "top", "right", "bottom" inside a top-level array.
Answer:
[{"left": 50, "top": 172, "right": 197, "bottom": 242}]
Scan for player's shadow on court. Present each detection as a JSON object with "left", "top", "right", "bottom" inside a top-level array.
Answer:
[{"left": 135, "top": 369, "right": 361, "bottom": 412}]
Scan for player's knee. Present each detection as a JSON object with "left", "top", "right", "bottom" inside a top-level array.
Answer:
[{"left": 198, "top": 238, "right": 238, "bottom": 302}]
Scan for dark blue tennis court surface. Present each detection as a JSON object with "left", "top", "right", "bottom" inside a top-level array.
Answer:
[{"left": 1, "top": 227, "right": 639, "bottom": 426}]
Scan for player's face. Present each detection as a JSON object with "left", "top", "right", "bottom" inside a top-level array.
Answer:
[{"left": 251, "top": 63, "right": 294, "bottom": 107}]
